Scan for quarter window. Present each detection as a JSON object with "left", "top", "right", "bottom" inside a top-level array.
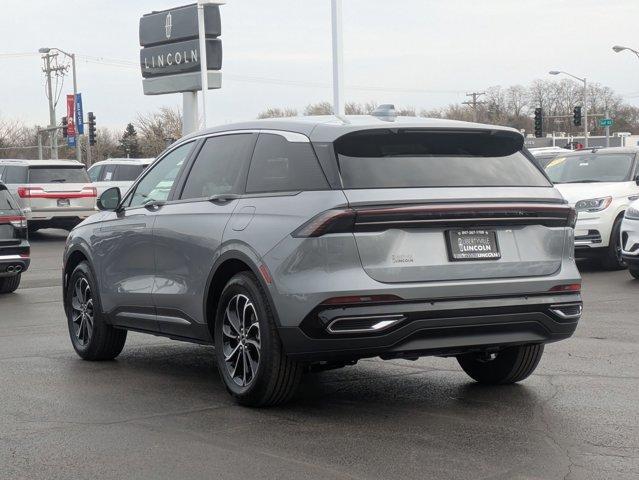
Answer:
[
  {"left": 181, "top": 134, "right": 255, "bottom": 199},
  {"left": 246, "top": 134, "right": 328, "bottom": 193},
  {"left": 127, "top": 142, "right": 193, "bottom": 208},
  {"left": 87, "top": 165, "right": 102, "bottom": 182}
]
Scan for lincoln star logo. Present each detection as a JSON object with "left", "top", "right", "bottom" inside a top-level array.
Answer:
[{"left": 165, "top": 12, "right": 172, "bottom": 39}]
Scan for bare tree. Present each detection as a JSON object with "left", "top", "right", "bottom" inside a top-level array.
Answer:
[
  {"left": 135, "top": 107, "right": 182, "bottom": 157},
  {"left": 257, "top": 107, "right": 298, "bottom": 119},
  {"left": 304, "top": 102, "right": 333, "bottom": 116}
]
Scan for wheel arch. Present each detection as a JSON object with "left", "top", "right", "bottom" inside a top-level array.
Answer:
[{"left": 204, "top": 250, "right": 280, "bottom": 340}]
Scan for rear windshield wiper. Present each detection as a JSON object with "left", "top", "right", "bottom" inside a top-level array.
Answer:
[{"left": 49, "top": 179, "right": 67, "bottom": 183}]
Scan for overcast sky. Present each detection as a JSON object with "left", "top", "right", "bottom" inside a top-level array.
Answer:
[{"left": 2, "top": 0, "right": 639, "bottom": 129}]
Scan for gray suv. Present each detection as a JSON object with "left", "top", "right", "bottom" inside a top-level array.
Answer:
[{"left": 63, "top": 116, "right": 582, "bottom": 406}]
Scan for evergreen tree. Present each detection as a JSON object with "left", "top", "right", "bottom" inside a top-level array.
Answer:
[{"left": 118, "top": 123, "right": 141, "bottom": 158}]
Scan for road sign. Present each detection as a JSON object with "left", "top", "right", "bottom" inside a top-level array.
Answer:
[{"left": 599, "top": 118, "right": 613, "bottom": 127}]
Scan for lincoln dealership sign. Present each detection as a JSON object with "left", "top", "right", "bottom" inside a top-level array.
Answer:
[{"left": 139, "top": 3, "right": 222, "bottom": 95}]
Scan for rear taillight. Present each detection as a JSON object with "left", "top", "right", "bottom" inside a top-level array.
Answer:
[
  {"left": 0, "top": 215, "right": 27, "bottom": 228},
  {"left": 292, "top": 208, "right": 356, "bottom": 238},
  {"left": 17, "top": 185, "right": 96, "bottom": 198},
  {"left": 549, "top": 283, "right": 581, "bottom": 292}
]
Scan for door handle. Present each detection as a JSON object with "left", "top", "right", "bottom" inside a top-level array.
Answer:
[
  {"left": 143, "top": 201, "right": 165, "bottom": 211},
  {"left": 208, "top": 194, "right": 240, "bottom": 204}
]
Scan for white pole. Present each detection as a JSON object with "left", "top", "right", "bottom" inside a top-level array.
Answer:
[
  {"left": 182, "top": 92, "right": 199, "bottom": 135},
  {"left": 331, "top": 0, "right": 344, "bottom": 116},
  {"left": 197, "top": 1, "right": 209, "bottom": 129}
]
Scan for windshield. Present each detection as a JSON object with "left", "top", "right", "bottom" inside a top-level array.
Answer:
[
  {"left": 28, "top": 166, "right": 90, "bottom": 184},
  {"left": 334, "top": 130, "right": 550, "bottom": 188},
  {"left": 545, "top": 153, "right": 634, "bottom": 183}
]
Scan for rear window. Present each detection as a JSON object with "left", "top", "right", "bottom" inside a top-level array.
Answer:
[
  {"left": 114, "top": 164, "right": 146, "bottom": 181},
  {"left": 28, "top": 166, "right": 90, "bottom": 184},
  {"left": 334, "top": 130, "right": 550, "bottom": 189},
  {"left": 0, "top": 188, "right": 18, "bottom": 211}
]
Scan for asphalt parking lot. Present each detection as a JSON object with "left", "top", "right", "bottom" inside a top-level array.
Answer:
[{"left": 1, "top": 230, "right": 638, "bottom": 480}]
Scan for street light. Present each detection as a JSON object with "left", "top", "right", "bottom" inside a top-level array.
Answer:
[
  {"left": 549, "top": 70, "right": 589, "bottom": 148},
  {"left": 39, "top": 46, "right": 81, "bottom": 163},
  {"left": 612, "top": 44, "right": 639, "bottom": 60}
]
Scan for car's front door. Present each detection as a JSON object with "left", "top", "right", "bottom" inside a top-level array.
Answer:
[
  {"left": 151, "top": 133, "right": 257, "bottom": 340},
  {"left": 95, "top": 141, "right": 195, "bottom": 331}
]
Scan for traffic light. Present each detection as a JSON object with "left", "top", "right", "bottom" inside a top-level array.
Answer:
[
  {"left": 87, "top": 112, "right": 96, "bottom": 146},
  {"left": 534, "top": 108, "right": 543, "bottom": 138},
  {"left": 573, "top": 106, "right": 582, "bottom": 127},
  {"left": 61, "top": 116, "right": 68, "bottom": 138}
]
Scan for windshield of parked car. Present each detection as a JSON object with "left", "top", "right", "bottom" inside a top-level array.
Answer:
[
  {"left": 28, "top": 166, "right": 90, "bottom": 184},
  {"left": 334, "top": 129, "right": 550, "bottom": 188},
  {"left": 545, "top": 153, "right": 634, "bottom": 183}
]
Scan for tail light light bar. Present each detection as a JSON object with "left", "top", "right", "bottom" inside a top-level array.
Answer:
[
  {"left": 548, "top": 283, "right": 581, "bottom": 293},
  {"left": 293, "top": 203, "right": 577, "bottom": 238},
  {"left": 0, "top": 215, "right": 27, "bottom": 229},
  {"left": 17, "top": 186, "right": 97, "bottom": 199}
]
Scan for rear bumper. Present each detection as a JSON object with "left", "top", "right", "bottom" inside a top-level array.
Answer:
[
  {"left": 0, "top": 254, "right": 30, "bottom": 276},
  {"left": 280, "top": 293, "right": 582, "bottom": 362},
  {"left": 27, "top": 215, "right": 92, "bottom": 229}
]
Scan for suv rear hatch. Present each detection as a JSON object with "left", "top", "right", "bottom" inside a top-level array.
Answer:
[
  {"left": 332, "top": 128, "right": 572, "bottom": 283},
  {"left": 19, "top": 165, "right": 95, "bottom": 212},
  {"left": 0, "top": 186, "right": 27, "bottom": 247}
]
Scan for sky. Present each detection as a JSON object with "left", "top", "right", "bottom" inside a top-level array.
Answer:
[{"left": 1, "top": 0, "right": 639, "bottom": 130}]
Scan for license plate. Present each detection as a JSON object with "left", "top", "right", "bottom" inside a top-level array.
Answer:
[
  {"left": 57, "top": 198, "right": 70, "bottom": 207},
  {"left": 446, "top": 229, "right": 501, "bottom": 261}
]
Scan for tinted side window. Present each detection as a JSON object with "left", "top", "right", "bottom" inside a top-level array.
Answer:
[
  {"left": 181, "top": 134, "right": 255, "bottom": 200},
  {"left": 114, "top": 164, "right": 145, "bottom": 182},
  {"left": 0, "top": 188, "right": 17, "bottom": 211},
  {"left": 246, "top": 134, "right": 328, "bottom": 193},
  {"left": 3, "top": 166, "right": 27, "bottom": 184},
  {"left": 128, "top": 142, "right": 193, "bottom": 208},
  {"left": 87, "top": 165, "right": 102, "bottom": 182}
]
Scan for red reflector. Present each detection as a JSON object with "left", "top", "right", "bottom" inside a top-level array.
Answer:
[
  {"left": 321, "top": 294, "right": 402, "bottom": 305},
  {"left": 258, "top": 264, "right": 272, "bottom": 285},
  {"left": 549, "top": 283, "right": 581, "bottom": 292}
]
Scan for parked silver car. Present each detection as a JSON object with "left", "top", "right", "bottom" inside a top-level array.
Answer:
[
  {"left": 0, "top": 159, "right": 96, "bottom": 232},
  {"left": 62, "top": 116, "right": 582, "bottom": 406},
  {"left": 87, "top": 157, "right": 154, "bottom": 196}
]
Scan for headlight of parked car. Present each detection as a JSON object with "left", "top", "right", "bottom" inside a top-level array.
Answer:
[
  {"left": 575, "top": 196, "right": 612, "bottom": 213},
  {"left": 625, "top": 206, "right": 639, "bottom": 220}
]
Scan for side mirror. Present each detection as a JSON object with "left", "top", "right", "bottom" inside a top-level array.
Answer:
[{"left": 97, "top": 187, "right": 121, "bottom": 211}]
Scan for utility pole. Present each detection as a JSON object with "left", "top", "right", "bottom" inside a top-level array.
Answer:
[
  {"left": 41, "top": 52, "right": 66, "bottom": 159},
  {"left": 331, "top": 0, "right": 344, "bottom": 116},
  {"left": 463, "top": 91, "right": 486, "bottom": 123}
]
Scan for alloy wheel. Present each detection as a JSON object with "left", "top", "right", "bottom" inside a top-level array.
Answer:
[
  {"left": 222, "top": 294, "right": 261, "bottom": 387},
  {"left": 70, "top": 276, "right": 94, "bottom": 346}
]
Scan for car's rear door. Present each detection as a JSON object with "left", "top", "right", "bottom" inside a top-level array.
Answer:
[
  {"left": 94, "top": 142, "right": 195, "bottom": 330},
  {"left": 150, "top": 133, "right": 256, "bottom": 340},
  {"left": 332, "top": 129, "right": 569, "bottom": 283}
]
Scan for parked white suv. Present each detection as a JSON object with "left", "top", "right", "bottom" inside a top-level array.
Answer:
[
  {"left": 545, "top": 147, "right": 639, "bottom": 269},
  {"left": 87, "top": 158, "right": 154, "bottom": 196},
  {"left": 0, "top": 159, "right": 96, "bottom": 232}
]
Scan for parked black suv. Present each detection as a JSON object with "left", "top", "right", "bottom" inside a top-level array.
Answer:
[{"left": 0, "top": 182, "right": 29, "bottom": 293}]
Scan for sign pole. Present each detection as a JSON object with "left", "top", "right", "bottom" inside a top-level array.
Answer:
[
  {"left": 71, "top": 53, "right": 82, "bottom": 164},
  {"left": 182, "top": 91, "right": 199, "bottom": 135},
  {"left": 197, "top": 1, "right": 209, "bottom": 129},
  {"left": 605, "top": 110, "right": 610, "bottom": 147},
  {"left": 331, "top": 0, "right": 344, "bottom": 116}
]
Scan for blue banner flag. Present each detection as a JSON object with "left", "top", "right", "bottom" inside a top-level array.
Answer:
[{"left": 75, "top": 93, "right": 84, "bottom": 135}]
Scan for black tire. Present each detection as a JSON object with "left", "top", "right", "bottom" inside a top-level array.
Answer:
[
  {"left": 214, "top": 272, "right": 302, "bottom": 407},
  {"left": 65, "top": 261, "right": 127, "bottom": 360},
  {"left": 457, "top": 344, "right": 544, "bottom": 384},
  {"left": 629, "top": 265, "right": 639, "bottom": 280},
  {"left": 0, "top": 274, "right": 21, "bottom": 294},
  {"left": 601, "top": 217, "right": 626, "bottom": 270}
]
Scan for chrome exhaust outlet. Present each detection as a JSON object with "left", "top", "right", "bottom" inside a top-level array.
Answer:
[
  {"left": 327, "top": 314, "right": 406, "bottom": 334},
  {"left": 6, "top": 265, "right": 14, "bottom": 273},
  {"left": 14, "top": 265, "right": 22, "bottom": 273},
  {"left": 549, "top": 303, "right": 582, "bottom": 321}
]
